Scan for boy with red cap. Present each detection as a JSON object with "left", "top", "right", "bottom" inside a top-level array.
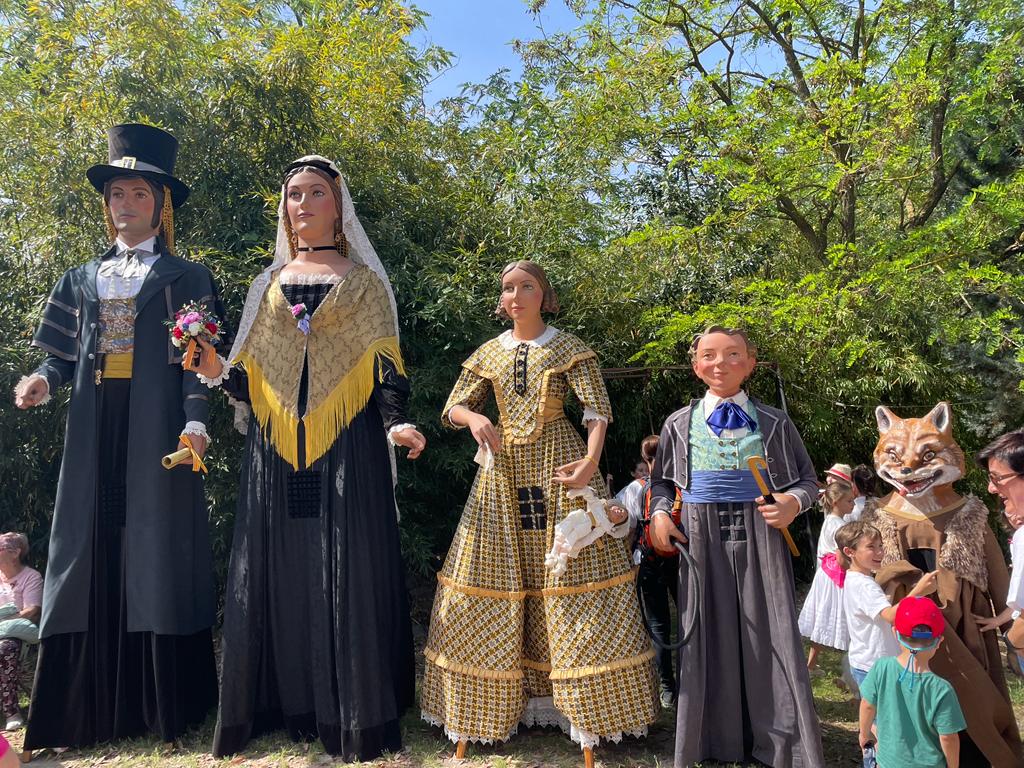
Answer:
[{"left": 859, "top": 596, "right": 967, "bottom": 768}]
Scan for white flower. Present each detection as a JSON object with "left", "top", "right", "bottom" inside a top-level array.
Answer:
[
  {"left": 171, "top": 336, "right": 182, "bottom": 348},
  {"left": 188, "top": 322, "right": 202, "bottom": 335}
]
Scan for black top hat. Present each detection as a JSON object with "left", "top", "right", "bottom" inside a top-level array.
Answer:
[{"left": 86, "top": 123, "right": 190, "bottom": 208}]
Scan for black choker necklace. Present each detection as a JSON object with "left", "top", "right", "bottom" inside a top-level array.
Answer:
[{"left": 296, "top": 245, "right": 338, "bottom": 252}]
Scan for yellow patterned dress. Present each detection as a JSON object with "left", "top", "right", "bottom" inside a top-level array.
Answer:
[{"left": 421, "top": 326, "right": 658, "bottom": 748}]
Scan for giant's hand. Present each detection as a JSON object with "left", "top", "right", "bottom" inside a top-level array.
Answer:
[
  {"left": 466, "top": 412, "right": 500, "bottom": 454},
  {"left": 178, "top": 434, "right": 207, "bottom": 459},
  {"left": 187, "top": 338, "right": 223, "bottom": 379},
  {"left": 392, "top": 427, "right": 426, "bottom": 459},
  {"left": 757, "top": 493, "right": 800, "bottom": 529},
  {"left": 650, "top": 511, "right": 687, "bottom": 551},
  {"left": 553, "top": 457, "right": 597, "bottom": 489},
  {"left": 14, "top": 375, "right": 48, "bottom": 409}
]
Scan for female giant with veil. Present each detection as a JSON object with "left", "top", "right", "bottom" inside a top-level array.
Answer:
[{"left": 191, "top": 156, "right": 425, "bottom": 761}]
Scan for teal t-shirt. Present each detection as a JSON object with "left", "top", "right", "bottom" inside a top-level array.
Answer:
[{"left": 860, "top": 655, "right": 967, "bottom": 768}]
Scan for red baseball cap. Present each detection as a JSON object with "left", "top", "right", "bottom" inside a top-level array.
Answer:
[{"left": 894, "top": 596, "right": 945, "bottom": 640}]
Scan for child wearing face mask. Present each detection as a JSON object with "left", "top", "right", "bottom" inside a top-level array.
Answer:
[{"left": 859, "top": 597, "right": 966, "bottom": 768}]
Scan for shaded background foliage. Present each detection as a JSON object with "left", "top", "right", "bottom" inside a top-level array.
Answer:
[{"left": 1, "top": 0, "right": 1022, "bottom": 596}]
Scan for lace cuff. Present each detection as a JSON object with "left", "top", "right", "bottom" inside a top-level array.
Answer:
[
  {"left": 581, "top": 407, "right": 609, "bottom": 425},
  {"left": 182, "top": 421, "right": 209, "bottom": 441},
  {"left": 196, "top": 355, "right": 231, "bottom": 388},
  {"left": 387, "top": 423, "right": 416, "bottom": 446}
]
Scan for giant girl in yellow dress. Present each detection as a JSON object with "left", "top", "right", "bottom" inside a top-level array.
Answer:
[{"left": 420, "top": 260, "right": 657, "bottom": 765}]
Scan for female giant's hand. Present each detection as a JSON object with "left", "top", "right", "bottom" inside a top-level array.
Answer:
[
  {"left": 185, "top": 338, "right": 223, "bottom": 380},
  {"left": 553, "top": 457, "right": 597, "bottom": 489},
  {"left": 466, "top": 412, "right": 501, "bottom": 454},
  {"left": 392, "top": 427, "right": 426, "bottom": 459}
]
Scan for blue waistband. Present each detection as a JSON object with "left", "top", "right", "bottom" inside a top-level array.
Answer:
[{"left": 682, "top": 470, "right": 763, "bottom": 503}]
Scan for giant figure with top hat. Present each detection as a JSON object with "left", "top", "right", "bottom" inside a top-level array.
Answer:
[{"left": 14, "top": 124, "right": 220, "bottom": 748}]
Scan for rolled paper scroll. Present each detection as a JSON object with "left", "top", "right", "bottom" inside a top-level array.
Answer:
[{"left": 161, "top": 447, "right": 192, "bottom": 469}]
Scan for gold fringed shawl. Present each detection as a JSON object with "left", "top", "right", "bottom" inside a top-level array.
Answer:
[{"left": 233, "top": 264, "right": 405, "bottom": 470}]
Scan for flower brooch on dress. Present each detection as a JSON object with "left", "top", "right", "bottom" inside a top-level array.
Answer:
[{"left": 291, "top": 303, "right": 311, "bottom": 335}]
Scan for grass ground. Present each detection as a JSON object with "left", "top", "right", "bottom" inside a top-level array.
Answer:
[{"left": 4, "top": 647, "right": 1023, "bottom": 768}]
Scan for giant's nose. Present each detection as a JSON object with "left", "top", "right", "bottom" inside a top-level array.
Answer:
[{"left": 900, "top": 467, "right": 913, "bottom": 475}]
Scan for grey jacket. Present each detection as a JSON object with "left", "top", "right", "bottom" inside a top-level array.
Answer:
[{"left": 650, "top": 397, "right": 818, "bottom": 515}]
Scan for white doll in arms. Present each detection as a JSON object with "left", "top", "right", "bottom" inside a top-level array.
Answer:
[{"left": 546, "top": 487, "right": 630, "bottom": 577}]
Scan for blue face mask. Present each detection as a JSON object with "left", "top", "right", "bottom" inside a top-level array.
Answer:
[{"left": 896, "top": 634, "right": 939, "bottom": 689}]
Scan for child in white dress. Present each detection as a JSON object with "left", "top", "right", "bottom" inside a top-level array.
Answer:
[{"left": 799, "top": 480, "right": 855, "bottom": 670}]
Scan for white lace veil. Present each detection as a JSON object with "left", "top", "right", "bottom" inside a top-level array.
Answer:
[{"left": 228, "top": 155, "right": 399, "bottom": 363}]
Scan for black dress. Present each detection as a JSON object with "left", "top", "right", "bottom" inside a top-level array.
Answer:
[{"left": 212, "top": 281, "right": 415, "bottom": 762}]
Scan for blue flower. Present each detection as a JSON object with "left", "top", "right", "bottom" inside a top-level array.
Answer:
[{"left": 297, "top": 316, "right": 311, "bottom": 335}]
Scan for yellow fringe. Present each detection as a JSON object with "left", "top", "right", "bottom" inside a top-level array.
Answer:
[
  {"left": 424, "top": 648, "right": 524, "bottom": 681},
  {"left": 303, "top": 336, "right": 405, "bottom": 469},
  {"left": 548, "top": 649, "right": 656, "bottom": 681},
  {"left": 240, "top": 336, "right": 405, "bottom": 470}
]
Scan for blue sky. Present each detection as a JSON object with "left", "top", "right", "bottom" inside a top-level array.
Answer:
[{"left": 410, "top": 0, "right": 583, "bottom": 103}]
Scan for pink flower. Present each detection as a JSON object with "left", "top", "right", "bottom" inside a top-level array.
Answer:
[
  {"left": 182, "top": 312, "right": 202, "bottom": 326},
  {"left": 291, "top": 303, "right": 307, "bottom": 318}
]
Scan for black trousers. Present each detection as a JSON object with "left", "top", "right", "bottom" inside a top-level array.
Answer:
[{"left": 637, "top": 554, "right": 679, "bottom": 690}]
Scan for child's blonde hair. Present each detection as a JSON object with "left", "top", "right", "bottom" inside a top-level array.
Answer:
[
  {"left": 834, "top": 520, "right": 881, "bottom": 570},
  {"left": 821, "top": 480, "right": 854, "bottom": 516}
]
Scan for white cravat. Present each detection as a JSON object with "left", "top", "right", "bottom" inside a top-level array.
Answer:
[
  {"left": 702, "top": 390, "right": 752, "bottom": 439},
  {"left": 96, "top": 236, "right": 160, "bottom": 299}
]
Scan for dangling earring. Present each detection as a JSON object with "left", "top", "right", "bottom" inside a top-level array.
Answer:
[
  {"left": 334, "top": 220, "right": 348, "bottom": 258},
  {"left": 102, "top": 199, "right": 117, "bottom": 242},
  {"left": 284, "top": 218, "right": 298, "bottom": 260},
  {"left": 160, "top": 186, "right": 176, "bottom": 255}
]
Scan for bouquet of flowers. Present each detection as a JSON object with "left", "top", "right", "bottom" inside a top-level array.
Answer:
[{"left": 166, "top": 302, "right": 221, "bottom": 371}]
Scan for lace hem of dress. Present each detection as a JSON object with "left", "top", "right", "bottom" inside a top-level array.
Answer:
[
  {"left": 421, "top": 700, "right": 648, "bottom": 751},
  {"left": 278, "top": 272, "right": 343, "bottom": 285}
]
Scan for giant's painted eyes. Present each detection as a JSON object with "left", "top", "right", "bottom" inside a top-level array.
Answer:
[
  {"left": 922, "top": 450, "right": 936, "bottom": 462},
  {"left": 887, "top": 449, "right": 900, "bottom": 461}
]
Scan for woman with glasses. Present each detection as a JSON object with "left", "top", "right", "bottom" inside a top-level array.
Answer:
[{"left": 976, "top": 431, "right": 1024, "bottom": 675}]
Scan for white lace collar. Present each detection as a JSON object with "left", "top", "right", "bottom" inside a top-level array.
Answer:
[
  {"left": 278, "top": 271, "right": 344, "bottom": 285},
  {"left": 498, "top": 325, "right": 559, "bottom": 350}
]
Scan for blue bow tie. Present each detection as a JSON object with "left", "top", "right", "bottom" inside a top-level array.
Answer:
[{"left": 706, "top": 400, "right": 757, "bottom": 437}]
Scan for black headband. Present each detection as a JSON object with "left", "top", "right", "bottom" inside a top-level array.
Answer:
[{"left": 282, "top": 159, "right": 340, "bottom": 180}]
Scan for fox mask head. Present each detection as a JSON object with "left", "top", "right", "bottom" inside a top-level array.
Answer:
[{"left": 873, "top": 402, "right": 965, "bottom": 498}]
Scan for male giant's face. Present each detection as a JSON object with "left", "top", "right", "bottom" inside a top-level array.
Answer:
[
  {"left": 107, "top": 176, "right": 158, "bottom": 242},
  {"left": 692, "top": 332, "right": 756, "bottom": 397}
]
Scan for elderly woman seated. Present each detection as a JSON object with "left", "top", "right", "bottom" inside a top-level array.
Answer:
[{"left": 0, "top": 533, "right": 42, "bottom": 731}]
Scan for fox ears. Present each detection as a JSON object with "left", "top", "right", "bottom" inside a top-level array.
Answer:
[{"left": 875, "top": 402, "right": 953, "bottom": 435}]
